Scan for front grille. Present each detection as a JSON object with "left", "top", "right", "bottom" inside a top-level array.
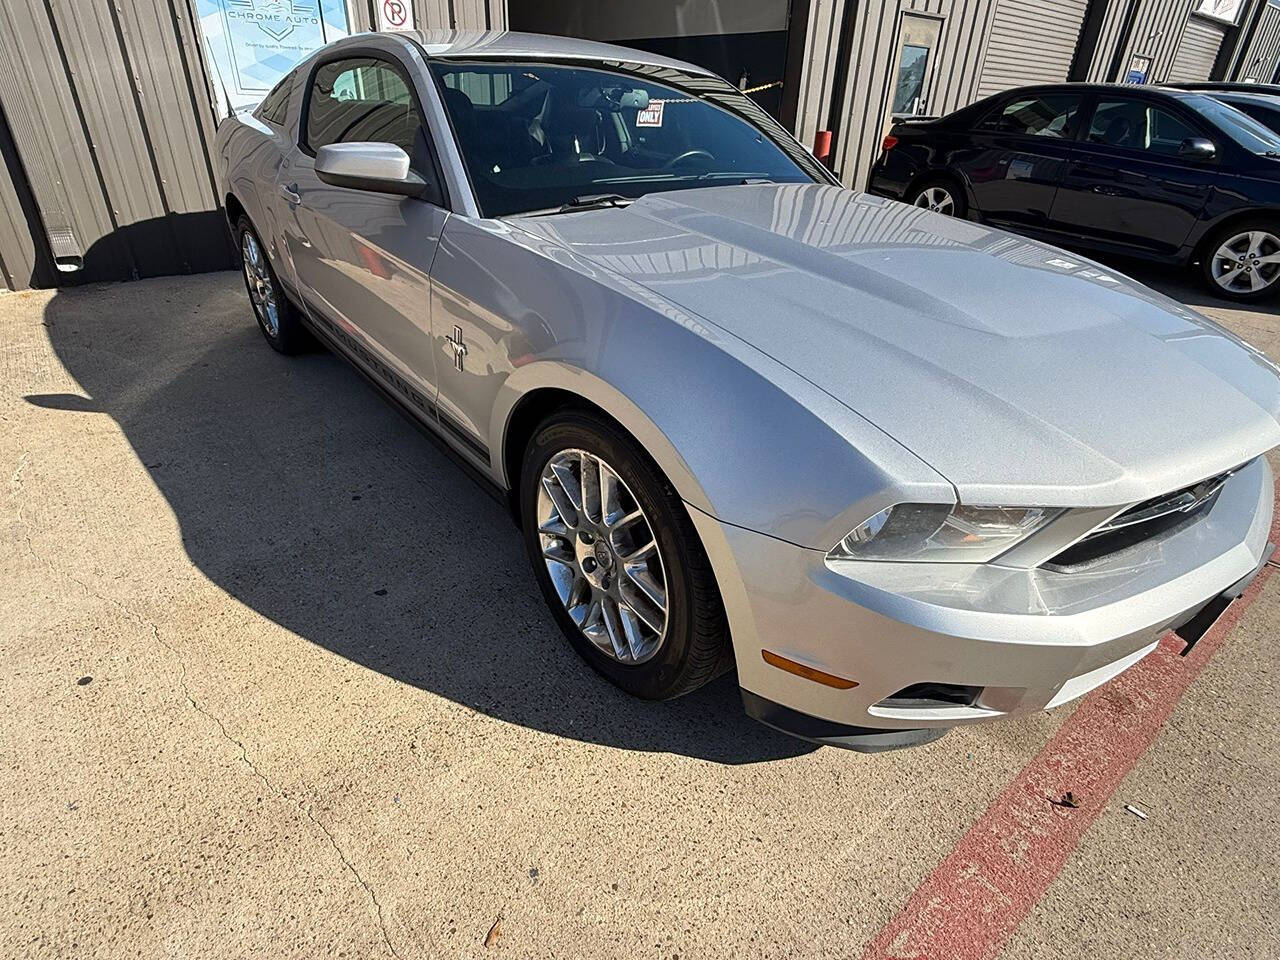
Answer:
[{"left": 1047, "top": 468, "right": 1236, "bottom": 570}]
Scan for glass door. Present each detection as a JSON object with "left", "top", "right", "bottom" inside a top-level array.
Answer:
[{"left": 889, "top": 14, "right": 943, "bottom": 120}]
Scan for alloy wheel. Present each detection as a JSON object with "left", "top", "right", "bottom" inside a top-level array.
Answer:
[
  {"left": 241, "top": 231, "right": 280, "bottom": 337},
  {"left": 536, "top": 448, "right": 669, "bottom": 665},
  {"left": 1210, "top": 230, "right": 1280, "bottom": 295},
  {"left": 913, "top": 186, "right": 955, "bottom": 215}
]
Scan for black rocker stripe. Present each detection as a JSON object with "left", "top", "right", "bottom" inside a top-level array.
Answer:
[{"left": 297, "top": 300, "right": 491, "bottom": 464}]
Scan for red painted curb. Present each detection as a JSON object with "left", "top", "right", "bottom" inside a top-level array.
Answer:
[{"left": 858, "top": 484, "right": 1279, "bottom": 960}]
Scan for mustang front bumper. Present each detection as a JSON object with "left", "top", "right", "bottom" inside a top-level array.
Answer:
[{"left": 689, "top": 457, "right": 1274, "bottom": 751}]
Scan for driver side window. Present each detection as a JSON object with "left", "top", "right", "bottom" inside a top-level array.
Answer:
[
  {"left": 304, "top": 57, "right": 429, "bottom": 171},
  {"left": 1086, "top": 100, "right": 1198, "bottom": 156}
]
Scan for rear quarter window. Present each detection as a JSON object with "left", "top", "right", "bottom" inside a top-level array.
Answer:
[{"left": 256, "top": 76, "right": 292, "bottom": 127}]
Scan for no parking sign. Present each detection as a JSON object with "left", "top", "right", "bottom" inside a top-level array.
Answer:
[{"left": 376, "top": 0, "right": 415, "bottom": 31}]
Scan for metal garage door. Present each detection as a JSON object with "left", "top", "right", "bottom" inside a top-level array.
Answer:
[
  {"left": 1240, "top": 1, "right": 1280, "bottom": 82},
  {"left": 977, "top": 0, "right": 1091, "bottom": 99},
  {"left": 1167, "top": 17, "right": 1228, "bottom": 82}
]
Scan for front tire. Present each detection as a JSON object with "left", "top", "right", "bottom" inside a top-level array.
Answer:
[
  {"left": 236, "top": 215, "right": 309, "bottom": 353},
  {"left": 519, "top": 410, "right": 730, "bottom": 700},
  {"left": 1201, "top": 220, "right": 1280, "bottom": 302}
]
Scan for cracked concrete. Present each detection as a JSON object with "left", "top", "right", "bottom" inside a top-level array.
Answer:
[
  {"left": 14, "top": 490, "right": 401, "bottom": 957},
  {"left": 1, "top": 267, "right": 1278, "bottom": 959},
  {"left": 151, "top": 616, "right": 402, "bottom": 960}
]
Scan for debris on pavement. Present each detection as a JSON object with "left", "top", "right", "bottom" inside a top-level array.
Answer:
[
  {"left": 484, "top": 916, "right": 502, "bottom": 948},
  {"left": 1125, "top": 804, "right": 1149, "bottom": 821},
  {"left": 1049, "top": 791, "right": 1079, "bottom": 809}
]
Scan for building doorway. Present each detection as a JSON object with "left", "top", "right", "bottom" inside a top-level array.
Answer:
[{"left": 889, "top": 13, "right": 944, "bottom": 120}]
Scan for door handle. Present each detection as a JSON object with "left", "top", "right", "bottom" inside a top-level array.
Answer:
[
  {"left": 1071, "top": 164, "right": 1112, "bottom": 178},
  {"left": 279, "top": 183, "right": 301, "bottom": 205}
]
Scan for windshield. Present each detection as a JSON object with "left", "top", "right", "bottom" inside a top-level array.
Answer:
[
  {"left": 1191, "top": 95, "right": 1280, "bottom": 154},
  {"left": 428, "top": 59, "right": 824, "bottom": 217}
]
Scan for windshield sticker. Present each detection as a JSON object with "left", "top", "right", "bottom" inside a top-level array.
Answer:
[{"left": 636, "top": 102, "right": 664, "bottom": 127}]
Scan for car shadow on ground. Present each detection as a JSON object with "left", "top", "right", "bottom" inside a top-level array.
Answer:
[{"left": 35, "top": 271, "right": 814, "bottom": 764}]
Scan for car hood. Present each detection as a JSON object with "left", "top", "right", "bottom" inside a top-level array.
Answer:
[{"left": 514, "top": 184, "right": 1280, "bottom": 506}]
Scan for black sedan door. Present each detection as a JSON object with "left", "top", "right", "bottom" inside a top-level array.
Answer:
[
  {"left": 961, "top": 92, "right": 1083, "bottom": 228},
  {"left": 1048, "top": 95, "right": 1215, "bottom": 256}
]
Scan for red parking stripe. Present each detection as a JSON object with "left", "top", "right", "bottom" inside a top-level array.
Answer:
[{"left": 859, "top": 492, "right": 1278, "bottom": 960}]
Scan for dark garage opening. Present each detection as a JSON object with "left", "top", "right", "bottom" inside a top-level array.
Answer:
[{"left": 507, "top": 0, "right": 795, "bottom": 119}]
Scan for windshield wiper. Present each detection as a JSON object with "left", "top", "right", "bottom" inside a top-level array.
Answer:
[
  {"left": 512, "top": 194, "right": 634, "bottom": 218},
  {"left": 556, "top": 193, "right": 633, "bottom": 212},
  {"left": 694, "top": 171, "right": 777, "bottom": 183}
]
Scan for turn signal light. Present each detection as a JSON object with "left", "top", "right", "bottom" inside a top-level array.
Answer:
[
  {"left": 761, "top": 650, "right": 859, "bottom": 689},
  {"left": 881, "top": 134, "right": 899, "bottom": 152}
]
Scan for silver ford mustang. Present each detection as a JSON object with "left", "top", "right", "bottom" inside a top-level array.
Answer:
[{"left": 217, "top": 30, "right": 1280, "bottom": 750}]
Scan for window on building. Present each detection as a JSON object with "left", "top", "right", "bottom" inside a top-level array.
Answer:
[
  {"left": 979, "top": 95, "right": 1082, "bottom": 138},
  {"left": 304, "top": 57, "right": 427, "bottom": 165},
  {"left": 1086, "top": 100, "right": 1199, "bottom": 155},
  {"left": 257, "top": 76, "right": 292, "bottom": 126}
]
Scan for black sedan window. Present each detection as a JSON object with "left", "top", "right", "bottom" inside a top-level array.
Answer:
[
  {"left": 428, "top": 60, "right": 822, "bottom": 217},
  {"left": 1085, "top": 100, "right": 1199, "bottom": 155},
  {"left": 978, "top": 95, "right": 1081, "bottom": 138}
]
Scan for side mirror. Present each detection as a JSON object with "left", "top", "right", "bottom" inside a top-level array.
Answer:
[
  {"left": 315, "top": 142, "right": 429, "bottom": 198},
  {"left": 1179, "top": 137, "right": 1216, "bottom": 161}
]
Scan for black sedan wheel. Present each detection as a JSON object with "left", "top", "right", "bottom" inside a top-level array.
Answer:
[
  {"left": 1203, "top": 222, "right": 1280, "bottom": 302},
  {"left": 908, "top": 178, "right": 967, "bottom": 218}
]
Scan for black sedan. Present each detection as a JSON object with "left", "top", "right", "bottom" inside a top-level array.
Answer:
[{"left": 867, "top": 83, "right": 1280, "bottom": 301}]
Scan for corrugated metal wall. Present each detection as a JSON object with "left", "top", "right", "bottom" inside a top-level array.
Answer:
[
  {"left": 1084, "top": 0, "right": 1226, "bottom": 81},
  {"left": 0, "top": 79, "right": 40, "bottom": 291},
  {"left": 829, "top": 0, "right": 1004, "bottom": 192},
  {"left": 0, "top": 0, "right": 230, "bottom": 292},
  {"left": 0, "top": 0, "right": 506, "bottom": 291},
  {"left": 976, "top": 0, "right": 1091, "bottom": 98},
  {"left": 1237, "top": 0, "right": 1280, "bottom": 79},
  {"left": 1086, "top": 0, "right": 1134, "bottom": 79},
  {"left": 792, "top": 0, "right": 849, "bottom": 148},
  {"left": 347, "top": 0, "right": 507, "bottom": 32},
  {"left": 1167, "top": 15, "right": 1228, "bottom": 79},
  {"left": 1110, "top": 0, "right": 1200, "bottom": 80}
]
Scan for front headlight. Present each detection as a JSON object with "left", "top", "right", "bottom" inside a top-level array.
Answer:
[{"left": 827, "top": 503, "right": 1061, "bottom": 563}]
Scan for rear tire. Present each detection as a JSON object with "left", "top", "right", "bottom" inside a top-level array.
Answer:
[
  {"left": 907, "top": 177, "right": 967, "bottom": 218},
  {"left": 519, "top": 410, "right": 730, "bottom": 700},
  {"left": 1200, "top": 219, "right": 1280, "bottom": 302},
  {"left": 235, "top": 215, "right": 310, "bottom": 354}
]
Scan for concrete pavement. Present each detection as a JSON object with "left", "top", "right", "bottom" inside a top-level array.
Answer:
[{"left": 1, "top": 265, "right": 1277, "bottom": 959}]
